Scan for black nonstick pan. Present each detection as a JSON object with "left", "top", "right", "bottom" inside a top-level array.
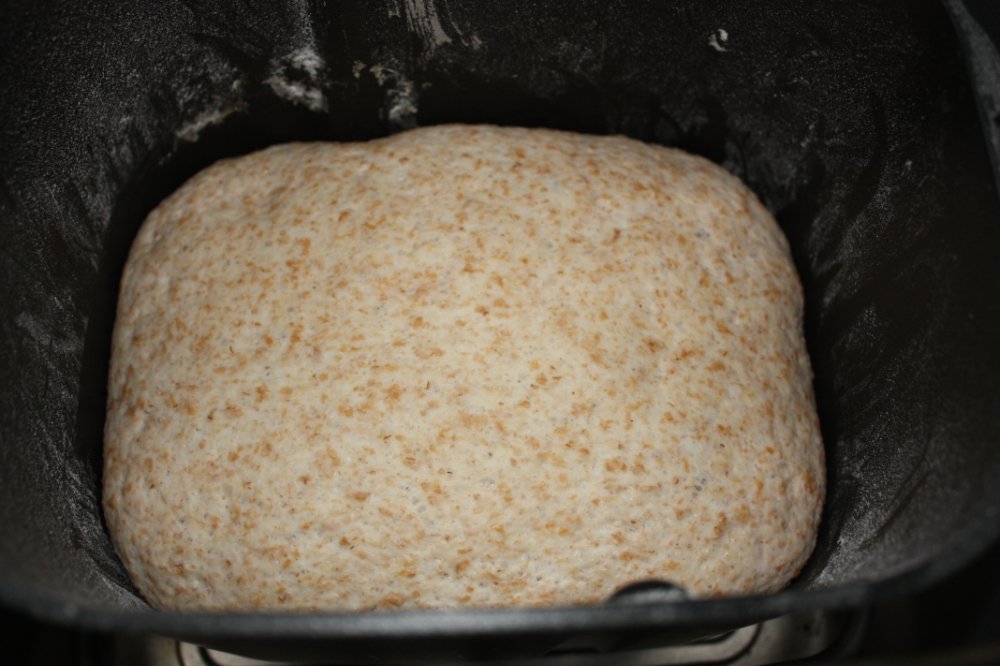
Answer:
[{"left": 2, "top": 0, "right": 1000, "bottom": 663}]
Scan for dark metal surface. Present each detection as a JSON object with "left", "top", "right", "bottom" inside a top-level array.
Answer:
[
  {"left": 170, "top": 611, "right": 860, "bottom": 665},
  {"left": 2, "top": 0, "right": 1000, "bottom": 663}
]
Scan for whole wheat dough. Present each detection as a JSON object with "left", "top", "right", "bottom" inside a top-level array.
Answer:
[{"left": 103, "top": 124, "right": 825, "bottom": 611}]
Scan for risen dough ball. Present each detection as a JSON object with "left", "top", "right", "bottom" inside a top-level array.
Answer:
[{"left": 103, "top": 125, "right": 824, "bottom": 611}]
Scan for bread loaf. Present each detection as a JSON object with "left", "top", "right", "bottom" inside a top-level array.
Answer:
[{"left": 103, "top": 125, "right": 824, "bottom": 611}]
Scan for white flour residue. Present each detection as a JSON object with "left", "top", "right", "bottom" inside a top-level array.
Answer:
[
  {"left": 369, "top": 64, "right": 391, "bottom": 86},
  {"left": 15, "top": 311, "right": 81, "bottom": 356},
  {"left": 404, "top": 0, "right": 451, "bottom": 47},
  {"left": 387, "top": 79, "right": 418, "bottom": 127},
  {"left": 369, "top": 65, "right": 419, "bottom": 128},
  {"left": 261, "top": 0, "right": 328, "bottom": 111},
  {"left": 437, "top": 0, "right": 463, "bottom": 39},
  {"left": 709, "top": 28, "right": 729, "bottom": 52},
  {"left": 264, "top": 46, "right": 328, "bottom": 112},
  {"left": 176, "top": 107, "right": 236, "bottom": 143},
  {"left": 386, "top": 0, "right": 452, "bottom": 50},
  {"left": 386, "top": 0, "right": 485, "bottom": 51},
  {"left": 176, "top": 83, "right": 245, "bottom": 142},
  {"left": 172, "top": 58, "right": 245, "bottom": 142}
]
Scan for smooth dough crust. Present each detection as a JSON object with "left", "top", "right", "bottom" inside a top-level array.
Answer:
[{"left": 103, "top": 125, "right": 825, "bottom": 611}]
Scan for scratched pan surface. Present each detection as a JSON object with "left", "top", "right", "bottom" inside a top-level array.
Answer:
[{"left": 2, "top": 0, "right": 1000, "bottom": 663}]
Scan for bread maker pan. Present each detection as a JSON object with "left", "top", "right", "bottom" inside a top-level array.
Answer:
[{"left": 1, "top": 0, "right": 1000, "bottom": 662}]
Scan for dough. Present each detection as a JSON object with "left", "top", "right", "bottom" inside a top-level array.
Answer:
[{"left": 103, "top": 125, "right": 824, "bottom": 611}]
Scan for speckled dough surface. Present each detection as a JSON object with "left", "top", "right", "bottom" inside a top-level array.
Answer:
[{"left": 103, "top": 125, "right": 825, "bottom": 611}]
